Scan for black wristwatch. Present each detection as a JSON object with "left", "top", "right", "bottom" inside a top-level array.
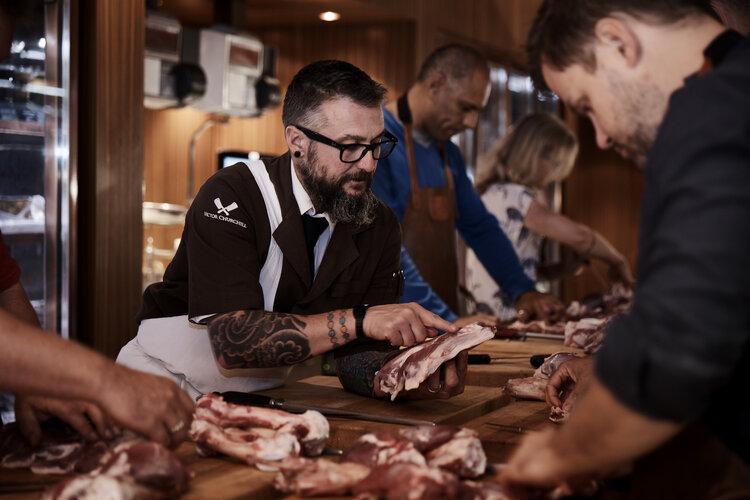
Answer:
[{"left": 353, "top": 304, "right": 370, "bottom": 339}]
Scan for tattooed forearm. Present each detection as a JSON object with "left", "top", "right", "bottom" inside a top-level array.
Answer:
[
  {"left": 335, "top": 344, "right": 399, "bottom": 398},
  {"left": 208, "top": 310, "right": 311, "bottom": 369}
]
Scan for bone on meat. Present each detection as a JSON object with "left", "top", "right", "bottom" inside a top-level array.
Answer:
[
  {"left": 503, "top": 376, "right": 548, "bottom": 401},
  {"left": 189, "top": 418, "right": 300, "bottom": 466},
  {"left": 378, "top": 323, "right": 495, "bottom": 400},
  {"left": 533, "top": 352, "right": 580, "bottom": 379},
  {"left": 195, "top": 393, "right": 329, "bottom": 456}
]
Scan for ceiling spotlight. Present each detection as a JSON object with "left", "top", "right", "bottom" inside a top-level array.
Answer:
[{"left": 318, "top": 11, "right": 341, "bottom": 22}]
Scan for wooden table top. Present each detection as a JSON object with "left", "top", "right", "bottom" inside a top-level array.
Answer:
[{"left": 0, "top": 344, "right": 559, "bottom": 499}]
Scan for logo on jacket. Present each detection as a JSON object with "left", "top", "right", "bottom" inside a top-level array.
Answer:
[
  {"left": 203, "top": 197, "right": 247, "bottom": 228},
  {"left": 214, "top": 198, "right": 238, "bottom": 215}
]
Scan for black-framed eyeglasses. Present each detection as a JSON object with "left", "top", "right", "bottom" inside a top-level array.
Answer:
[{"left": 293, "top": 124, "right": 398, "bottom": 163}]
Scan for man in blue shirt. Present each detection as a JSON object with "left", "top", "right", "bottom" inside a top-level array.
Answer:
[{"left": 373, "top": 44, "right": 562, "bottom": 325}]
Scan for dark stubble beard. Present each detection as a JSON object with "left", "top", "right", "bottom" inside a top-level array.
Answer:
[
  {"left": 296, "top": 144, "right": 378, "bottom": 227},
  {"left": 606, "top": 72, "right": 667, "bottom": 168}
]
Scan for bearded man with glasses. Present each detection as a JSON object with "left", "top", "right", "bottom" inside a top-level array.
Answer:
[{"left": 118, "top": 60, "right": 471, "bottom": 402}]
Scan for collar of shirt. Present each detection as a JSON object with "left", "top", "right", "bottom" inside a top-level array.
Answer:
[
  {"left": 290, "top": 159, "right": 334, "bottom": 228},
  {"left": 385, "top": 107, "right": 435, "bottom": 148}
]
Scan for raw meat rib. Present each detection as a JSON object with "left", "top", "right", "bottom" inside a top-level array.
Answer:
[
  {"left": 43, "top": 441, "right": 190, "bottom": 500},
  {"left": 344, "top": 426, "right": 486, "bottom": 479},
  {"left": 195, "top": 393, "right": 329, "bottom": 456},
  {"left": 341, "top": 432, "right": 426, "bottom": 468},
  {"left": 0, "top": 422, "right": 131, "bottom": 476},
  {"left": 503, "top": 376, "right": 547, "bottom": 401},
  {"left": 189, "top": 418, "right": 300, "bottom": 465},
  {"left": 375, "top": 343, "right": 431, "bottom": 398},
  {"left": 352, "top": 462, "right": 460, "bottom": 500},
  {"left": 425, "top": 428, "right": 486, "bottom": 478},
  {"left": 564, "top": 318, "right": 607, "bottom": 350},
  {"left": 533, "top": 352, "right": 580, "bottom": 379},
  {"left": 378, "top": 323, "right": 495, "bottom": 400},
  {"left": 274, "top": 458, "right": 371, "bottom": 497}
]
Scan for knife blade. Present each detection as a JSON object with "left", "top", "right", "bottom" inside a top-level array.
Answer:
[
  {"left": 216, "top": 392, "right": 435, "bottom": 427},
  {"left": 468, "top": 353, "right": 547, "bottom": 365},
  {"left": 496, "top": 330, "right": 565, "bottom": 341}
]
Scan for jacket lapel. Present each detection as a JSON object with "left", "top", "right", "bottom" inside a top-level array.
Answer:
[
  {"left": 302, "top": 222, "right": 359, "bottom": 304},
  {"left": 267, "top": 153, "right": 311, "bottom": 289}
]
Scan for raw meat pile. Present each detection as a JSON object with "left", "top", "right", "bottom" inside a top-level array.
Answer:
[
  {"left": 275, "top": 425, "right": 506, "bottom": 499},
  {"left": 0, "top": 422, "right": 190, "bottom": 499},
  {"left": 498, "top": 285, "right": 633, "bottom": 354},
  {"left": 189, "top": 392, "right": 329, "bottom": 470},
  {"left": 377, "top": 323, "right": 496, "bottom": 400},
  {"left": 503, "top": 352, "right": 581, "bottom": 423}
]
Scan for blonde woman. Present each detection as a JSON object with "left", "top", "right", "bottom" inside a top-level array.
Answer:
[{"left": 466, "top": 113, "right": 633, "bottom": 319}]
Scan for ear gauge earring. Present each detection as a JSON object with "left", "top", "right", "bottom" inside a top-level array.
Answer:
[{"left": 293, "top": 151, "right": 302, "bottom": 158}]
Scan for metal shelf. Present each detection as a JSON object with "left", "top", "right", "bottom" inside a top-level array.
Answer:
[{"left": 0, "top": 219, "right": 45, "bottom": 235}]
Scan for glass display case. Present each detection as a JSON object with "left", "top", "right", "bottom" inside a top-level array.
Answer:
[{"left": 0, "top": 0, "right": 73, "bottom": 334}]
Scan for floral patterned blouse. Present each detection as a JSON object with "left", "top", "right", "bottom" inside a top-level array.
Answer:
[{"left": 465, "top": 183, "right": 542, "bottom": 320}]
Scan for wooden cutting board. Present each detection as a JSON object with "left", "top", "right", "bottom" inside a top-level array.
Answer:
[
  {"left": 257, "top": 376, "right": 507, "bottom": 450},
  {"left": 467, "top": 339, "right": 582, "bottom": 388}
]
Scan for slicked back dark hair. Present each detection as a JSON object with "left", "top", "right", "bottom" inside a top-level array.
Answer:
[
  {"left": 527, "top": 0, "right": 716, "bottom": 89},
  {"left": 282, "top": 60, "right": 387, "bottom": 127},
  {"left": 416, "top": 43, "right": 489, "bottom": 83}
]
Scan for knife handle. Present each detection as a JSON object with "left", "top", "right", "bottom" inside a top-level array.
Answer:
[
  {"left": 529, "top": 354, "right": 550, "bottom": 368},
  {"left": 468, "top": 354, "right": 492, "bottom": 364}
]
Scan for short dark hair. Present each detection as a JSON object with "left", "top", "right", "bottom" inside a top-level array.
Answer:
[
  {"left": 416, "top": 43, "right": 489, "bottom": 83},
  {"left": 527, "top": 0, "right": 715, "bottom": 89},
  {"left": 282, "top": 60, "right": 387, "bottom": 127}
]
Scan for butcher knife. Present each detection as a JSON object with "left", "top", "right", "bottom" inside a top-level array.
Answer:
[
  {"left": 468, "top": 353, "right": 551, "bottom": 366},
  {"left": 216, "top": 391, "right": 435, "bottom": 427},
  {"left": 495, "top": 330, "right": 565, "bottom": 341}
]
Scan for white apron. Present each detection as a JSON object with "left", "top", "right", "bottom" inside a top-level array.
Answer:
[{"left": 117, "top": 159, "right": 291, "bottom": 399}]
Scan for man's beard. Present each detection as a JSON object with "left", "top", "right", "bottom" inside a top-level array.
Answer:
[
  {"left": 296, "top": 145, "right": 378, "bottom": 226},
  {"left": 606, "top": 73, "right": 667, "bottom": 168}
]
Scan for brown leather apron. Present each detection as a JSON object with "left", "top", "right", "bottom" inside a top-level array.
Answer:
[{"left": 397, "top": 94, "right": 460, "bottom": 312}]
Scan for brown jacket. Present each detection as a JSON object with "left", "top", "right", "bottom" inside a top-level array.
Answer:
[{"left": 138, "top": 152, "right": 402, "bottom": 323}]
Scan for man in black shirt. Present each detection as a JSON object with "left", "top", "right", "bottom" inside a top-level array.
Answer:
[{"left": 500, "top": 0, "right": 750, "bottom": 493}]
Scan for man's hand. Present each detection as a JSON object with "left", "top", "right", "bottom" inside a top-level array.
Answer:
[
  {"left": 499, "top": 427, "right": 570, "bottom": 497},
  {"left": 97, "top": 365, "right": 194, "bottom": 448},
  {"left": 389, "top": 350, "right": 469, "bottom": 400},
  {"left": 515, "top": 291, "right": 563, "bottom": 322},
  {"left": 363, "top": 303, "right": 457, "bottom": 347},
  {"left": 15, "top": 396, "right": 117, "bottom": 446},
  {"left": 501, "top": 378, "right": 683, "bottom": 497},
  {"left": 546, "top": 356, "right": 594, "bottom": 410},
  {"left": 453, "top": 314, "right": 499, "bottom": 329}
]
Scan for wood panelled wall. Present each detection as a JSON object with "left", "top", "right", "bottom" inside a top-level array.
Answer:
[
  {"left": 411, "top": 0, "right": 542, "bottom": 68},
  {"left": 143, "top": 21, "right": 416, "bottom": 253},
  {"left": 77, "top": 0, "right": 145, "bottom": 357}
]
